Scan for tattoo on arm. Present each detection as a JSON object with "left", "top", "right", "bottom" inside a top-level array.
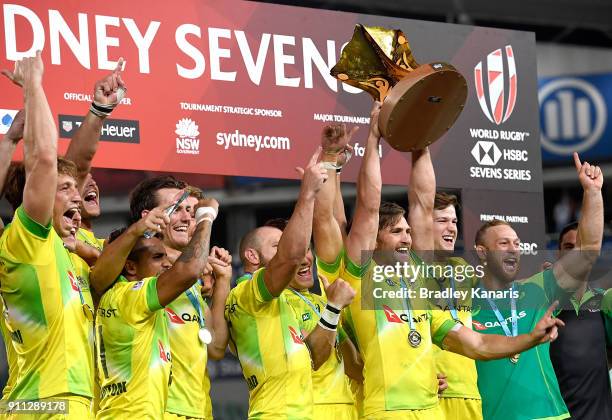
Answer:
[{"left": 177, "top": 221, "right": 212, "bottom": 264}]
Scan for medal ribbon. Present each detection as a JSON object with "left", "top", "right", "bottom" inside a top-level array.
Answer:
[
  {"left": 185, "top": 285, "right": 206, "bottom": 330},
  {"left": 484, "top": 283, "right": 517, "bottom": 338},
  {"left": 398, "top": 278, "right": 417, "bottom": 333},
  {"left": 290, "top": 289, "right": 339, "bottom": 345}
]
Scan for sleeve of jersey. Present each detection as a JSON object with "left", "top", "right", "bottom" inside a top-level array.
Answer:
[
  {"left": 117, "top": 277, "right": 163, "bottom": 326},
  {"left": 430, "top": 309, "right": 461, "bottom": 349},
  {"left": 524, "top": 269, "right": 570, "bottom": 304},
  {"left": 342, "top": 249, "right": 371, "bottom": 286},
  {"left": 316, "top": 252, "right": 342, "bottom": 283},
  {"left": 0, "top": 206, "right": 53, "bottom": 265},
  {"left": 230, "top": 268, "right": 274, "bottom": 316}
]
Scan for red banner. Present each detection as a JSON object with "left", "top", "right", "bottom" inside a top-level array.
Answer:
[{"left": 0, "top": 0, "right": 541, "bottom": 194}]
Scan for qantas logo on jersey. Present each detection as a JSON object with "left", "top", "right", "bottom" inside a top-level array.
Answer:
[
  {"left": 158, "top": 340, "right": 172, "bottom": 363},
  {"left": 165, "top": 308, "right": 185, "bottom": 324},
  {"left": 382, "top": 305, "right": 429, "bottom": 324},
  {"left": 288, "top": 326, "right": 304, "bottom": 344},
  {"left": 68, "top": 271, "right": 79, "bottom": 292},
  {"left": 473, "top": 310, "right": 528, "bottom": 329}
]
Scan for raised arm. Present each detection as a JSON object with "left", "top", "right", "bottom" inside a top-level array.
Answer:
[
  {"left": 408, "top": 148, "right": 435, "bottom": 252},
  {"left": 314, "top": 125, "right": 357, "bottom": 264},
  {"left": 205, "top": 246, "right": 232, "bottom": 360},
  {"left": 305, "top": 276, "right": 355, "bottom": 370},
  {"left": 0, "top": 110, "right": 24, "bottom": 193},
  {"left": 345, "top": 102, "right": 382, "bottom": 265},
  {"left": 90, "top": 207, "right": 170, "bottom": 295},
  {"left": 2, "top": 52, "right": 56, "bottom": 225},
  {"left": 156, "top": 198, "right": 217, "bottom": 306},
  {"left": 263, "top": 148, "right": 327, "bottom": 296},
  {"left": 553, "top": 152, "right": 604, "bottom": 290},
  {"left": 65, "top": 58, "right": 126, "bottom": 190},
  {"left": 443, "top": 301, "right": 564, "bottom": 360}
]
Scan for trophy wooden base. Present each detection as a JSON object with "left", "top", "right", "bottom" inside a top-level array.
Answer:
[{"left": 379, "top": 63, "right": 467, "bottom": 152}]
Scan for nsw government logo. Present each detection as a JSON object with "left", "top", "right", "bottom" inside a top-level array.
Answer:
[
  {"left": 175, "top": 118, "right": 200, "bottom": 155},
  {"left": 474, "top": 45, "right": 517, "bottom": 125}
]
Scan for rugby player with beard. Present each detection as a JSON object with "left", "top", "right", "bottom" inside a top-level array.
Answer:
[
  {"left": 128, "top": 177, "right": 230, "bottom": 420},
  {"left": 312, "top": 101, "right": 566, "bottom": 419},
  {"left": 472, "top": 153, "right": 604, "bottom": 420}
]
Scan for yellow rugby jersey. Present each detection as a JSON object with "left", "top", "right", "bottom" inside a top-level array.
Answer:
[
  {"left": 225, "top": 268, "right": 313, "bottom": 419},
  {"left": 283, "top": 289, "right": 354, "bottom": 406},
  {"left": 77, "top": 228, "right": 105, "bottom": 251},
  {"left": 95, "top": 276, "right": 171, "bottom": 419},
  {"left": 427, "top": 257, "right": 480, "bottom": 400},
  {"left": 316, "top": 253, "right": 343, "bottom": 297},
  {"left": 339, "top": 251, "right": 458, "bottom": 416},
  {"left": 165, "top": 288, "right": 213, "bottom": 418},
  {"left": 0, "top": 297, "right": 17, "bottom": 401},
  {"left": 0, "top": 206, "right": 94, "bottom": 401}
]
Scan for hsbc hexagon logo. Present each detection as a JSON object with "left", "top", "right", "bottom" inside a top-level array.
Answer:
[
  {"left": 471, "top": 141, "right": 501, "bottom": 166},
  {"left": 474, "top": 45, "right": 517, "bottom": 125}
]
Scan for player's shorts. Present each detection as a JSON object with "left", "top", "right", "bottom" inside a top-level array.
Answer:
[
  {"left": 4, "top": 395, "right": 93, "bottom": 420},
  {"left": 439, "top": 397, "right": 482, "bottom": 420},
  {"left": 365, "top": 404, "right": 443, "bottom": 420},
  {"left": 314, "top": 403, "right": 358, "bottom": 420},
  {"left": 164, "top": 412, "right": 210, "bottom": 420}
]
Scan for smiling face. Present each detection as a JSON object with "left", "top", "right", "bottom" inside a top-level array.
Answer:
[
  {"left": 478, "top": 224, "right": 521, "bottom": 283},
  {"left": 433, "top": 205, "right": 458, "bottom": 252},
  {"left": 80, "top": 173, "right": 100, "bottom": 220},
  {"left": 376, "top": 216, "right": 412, "bottom": 262},
  {"left": 53, "top": 174, "right": 82, "bottom": 251},
  {"left": 153, "top": 188, "right": 192, "bottom": 251},
  {"left": 289, "top": 249, "right": 315, "bottom": 290}
]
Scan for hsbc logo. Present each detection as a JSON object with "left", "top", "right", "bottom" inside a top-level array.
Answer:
[
  {"left": 471, "top": 141, "right": 501, "bottom": 166},
  {"left": 474, "top": 45, "right": 517, "bottom": 125}
]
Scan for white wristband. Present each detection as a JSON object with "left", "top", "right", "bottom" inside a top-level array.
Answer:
[
  {"left": 318, "top": 303, "right": 341, "bottom": 331},
  {"left": 195, "top": 206, "right": 217, "bottom": 224}
]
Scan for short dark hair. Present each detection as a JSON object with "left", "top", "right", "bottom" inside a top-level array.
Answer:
[
  {"left": 558, "top": 222, "right": 579, "bottom": 250},
  {"left": 434, "top": 192, "right": 459, "bottom": 211},
  {"left": 3, "top": 157, "right": 78, "bottom": 212},
  {"left": 128, "top": 176, "right": 187, "bottom": 224},
  {"left": 108, "top": 227, "right": 162, "bottom": 274},
  {"left": 475, "top": 219, "right": 510, "bottom": 246},
  {"left": 378, "top": 201, "right": 405, "bottom": 232}
]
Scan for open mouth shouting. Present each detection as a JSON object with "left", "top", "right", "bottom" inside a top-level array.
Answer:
[
  {"left": 63, "top": 207, "right": 81, "bottom": 236},
  {"left": 502, "top": 255, "right": 519, "bottom": 273}
]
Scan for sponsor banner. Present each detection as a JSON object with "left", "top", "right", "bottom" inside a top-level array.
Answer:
[
  {"left": 0, "top": 0, "right": 541, "bottom": 192},
  {"left": 59, "top": 114, "right": 140, "bottom": 143},
  {"left": 539, "top": 73, "right": 612, "bottom": 165}
]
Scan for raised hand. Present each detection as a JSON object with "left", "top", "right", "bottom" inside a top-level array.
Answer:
[
  {"left": 321, "top": 124, "right": 359, "bottom": 154},
  {"left": 94, "top": 57, "right": 126, "bottom": 106},
  {"left": 208, "top": 246, "right": 232, "bottom": 282},
  {"left": 574, "top": 152, "right": 603, "bottom": 191},
  {"left": 530, "top": 301, "right": 565, "bottom": 344},
  {"left": 135, "top": 206, "right": 170, "bottom": 236},
  {"left": 296, "top": 147, "right": 328, "bottom": 195},
  {"left": 320, "top": 274, "right": 355, "bottom": 309},
  {"left": 1, "top": 51, "right": 44, "bottom": 88}
]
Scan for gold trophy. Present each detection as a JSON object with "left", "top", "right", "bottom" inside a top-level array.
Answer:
[{"left": 331, "top": 24, "right": 467, "bottom": 151}]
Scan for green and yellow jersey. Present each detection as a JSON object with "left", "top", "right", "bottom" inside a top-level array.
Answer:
[
  {"left": 284, "top": 289, "right": 354, "bottom": 407},
  {"left": 339, "top": 250, "right": 458, "bottom": 417},
  {"left": 165, "top": 288, "right": 213, "bottom": 419},
  {"left": 77, "top": 228, "right": 105, "bottom": 251},
  {"left": 0, "top": 206, "right": 94, "bottom": 401},
  {"left": 0, "top": 296, "right": 17, "bottom": 401},
  {"left": 95, "top": 276, "right": 171, "bottom": 419},
  {"left": 426, "top": 257, "right": 480, "bottom": 401},
  {"left": 225, "top": 268, "right": 313, "bottom": 419},
  {"left": 473, "top": 269, "right": 569, "bottom": 420}
]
